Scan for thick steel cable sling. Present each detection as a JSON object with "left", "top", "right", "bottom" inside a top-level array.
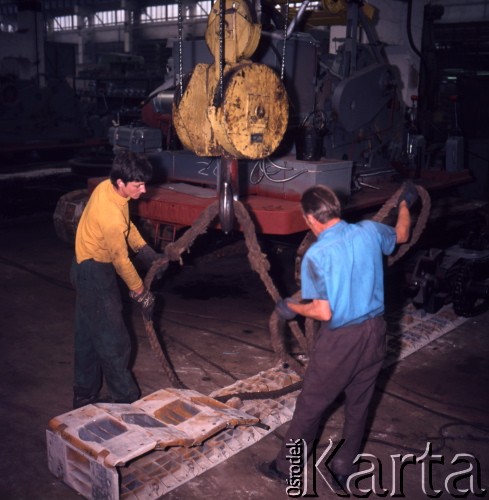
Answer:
[{"left": 141, "top": 184, "right": 430, "bottom": 402}]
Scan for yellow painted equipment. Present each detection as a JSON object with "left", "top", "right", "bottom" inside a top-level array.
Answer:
[
  {"left": 208, "top": 62, "right": 288, "bottom": 159},
  {"left": 205, "top": 0, "right": 261, "bottom": 64},
  {"left": 172, "top": 64, "right": 220, "bottom": 156},
  {"left": 172, "top": 0, "right": 289, "bottom": 160},
  {"left": 322, "top": 0, "right": 376, "bottom": 19}
]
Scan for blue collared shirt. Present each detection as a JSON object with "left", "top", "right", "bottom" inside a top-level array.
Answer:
[{"left": 301, "top": 220, "right": 397, "bottom": 329}]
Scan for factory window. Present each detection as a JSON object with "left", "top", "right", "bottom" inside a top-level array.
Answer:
[
  {"left": 0, "top": 22, "right": 15, "bottom": 32},
  {"left": 195, "top": 1, "right": 212, "bottom": 18},
  {"left": 285, "top": 1, "right": 320, "bottom": 10},
  {"left": 140, "top": 3, "right": 210, "bottom": 22},
  {"left": 93, "top": 10, "right": 125, "bottom": 27},
  {"left": 140, "top": 4, "right": 179, "bottom": 22},
  {"left": 167, "top": 4, "right": 179, "bottom": 20},
  {"left": 52, "top": 15, "right": 76, "bottom": 31},
  {"left": 141, "top": 5, "right": 166, "bottom": 23}
]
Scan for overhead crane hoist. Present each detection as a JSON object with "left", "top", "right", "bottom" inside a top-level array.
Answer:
[{"left": 172, "top": 0, "right": 289, "bottom": 232}]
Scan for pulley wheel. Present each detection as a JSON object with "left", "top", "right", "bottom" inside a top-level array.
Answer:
[{"left": 209, "top": 62, "right": 289, "bottom": 159}]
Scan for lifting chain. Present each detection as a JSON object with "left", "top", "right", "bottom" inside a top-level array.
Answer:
[
  {"left": 218, "top": 0, "right": 225, "bottom": 101},
  {"left": 177, "top": 0, "right": 184, "bottom": 101},
  {"left": 142, "top": 184, "right": 431, "bottom": 400},
  {"left": 281, "top": 0, "right": 290, "bottom": 81}
]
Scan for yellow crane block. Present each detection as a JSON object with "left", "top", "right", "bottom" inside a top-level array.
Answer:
[{"left": 208, "top": 62, "right": 288, "bottom": 159}]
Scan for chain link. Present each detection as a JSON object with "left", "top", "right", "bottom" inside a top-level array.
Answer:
[
  {"left": 219, "top": 0, "right": 225, "bottom": 101},
  {"left": 281, "top": 0, "right": 290, "bottom": 81},
  {"left": 178, "top": 0, "right": 184, "bottom": 99}
]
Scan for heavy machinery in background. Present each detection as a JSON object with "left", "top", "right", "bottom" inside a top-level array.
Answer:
[
  {"left": 407, "top": 223, "right": 489, "bottom": 317},
  {"left": 0, "top": 75, "right": 88, "bottom": 157}
]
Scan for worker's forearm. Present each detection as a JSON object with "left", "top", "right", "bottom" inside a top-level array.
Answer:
[
  {"left": 395, "top": 201, "right": 411, "bottom": 244},
  {"left": 289, "top": 299, "right": 332, "bottom": 322}
]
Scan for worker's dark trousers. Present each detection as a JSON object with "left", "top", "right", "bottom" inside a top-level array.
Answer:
[
  {"left": 71, "top": 259, "right": 140, "bottom": 403},
  {"left": 275, "top": 316, "right": 386, "bottom": 476}
]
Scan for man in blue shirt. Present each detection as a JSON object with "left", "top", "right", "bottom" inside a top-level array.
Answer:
[{"left": 259, "top": 183, "right": 415, "bottom": 492}]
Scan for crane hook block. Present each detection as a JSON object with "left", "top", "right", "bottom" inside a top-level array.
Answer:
[{"left": 173, "top": 0, "right": 289, "bottom": 159}]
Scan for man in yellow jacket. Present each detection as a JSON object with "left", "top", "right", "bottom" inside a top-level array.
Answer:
[{"left": 71, "top": 150, "right": 158, "bottom": 409}]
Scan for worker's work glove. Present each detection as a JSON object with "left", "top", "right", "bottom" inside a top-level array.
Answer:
[
  {"left": 129, "top": 287, "right": 155, "bottom": 321},
  {"left": 135, "top": 244, "right": 160, "bottom": 270},
  {"left": 275, "top": 298, "right": 298, "bottom": 321},
  {"left": 398, "top": 181, "right": 419, "bottom": 209}
]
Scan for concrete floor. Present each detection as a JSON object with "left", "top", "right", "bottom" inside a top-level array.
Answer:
[{"left": 1, "top": 207, "right": 488, "bottom": 499}]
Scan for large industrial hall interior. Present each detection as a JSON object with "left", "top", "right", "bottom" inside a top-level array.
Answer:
[{"left": 1, "top": 0, "right": 488, "bottom": 498}]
